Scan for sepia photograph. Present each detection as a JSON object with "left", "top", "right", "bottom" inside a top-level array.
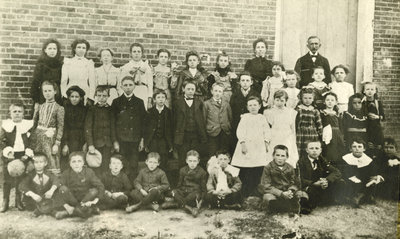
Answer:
[{"left": 0, "top": 0, "right": 399, "bottom": 238}]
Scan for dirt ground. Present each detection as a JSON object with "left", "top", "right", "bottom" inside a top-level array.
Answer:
[{"left": 0, "top": 189, "right": 397, "bottom": 239}]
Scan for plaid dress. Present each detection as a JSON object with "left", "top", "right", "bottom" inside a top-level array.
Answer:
[{"left": 295, "top": 104, "right": 322, "bottom": 156}]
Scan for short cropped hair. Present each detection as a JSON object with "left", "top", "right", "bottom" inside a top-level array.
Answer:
[
  {"left": 33, "top": 152, "right": 48, "bottom": 162},
  {"left": 68, "top": 151, "right": 85, "bottom": 162},
  {"left": 215, "top": 150, "right": 231, "bottom": 160},
  {"left": 153, "top": 89, "right": 168, "bottom": 99},
  {"left": 121, "top": 76, "right": 135, "bottom": 84},
  {"left": 110, "top": 154, "right": 124, "bottom": 165},
  {"left": 147, "top": 152, "right": 161, "bottom": 163},
  {"left": 95, "top": 85, "right": 110, "bottom": 96},
  {"left": 273, "top": 145, "right": 289, "bottom": 157},
  {"left": 186, "top": 150, "right": 200, "bottom": 159},
  {"left": 384, "top": 137, "right": 397, "bottom": 148},
  {"left": 211, "top": 82, "right": 225, "bottom": 91},
  {"left": 182, "top": 80, "right": 196, "bottom": 89},
  {"left": 306, "top": 140, "right": 322, "bottom": 147},
  {"left": 247, "top": 96, "right": 261, "bottom": 105}
]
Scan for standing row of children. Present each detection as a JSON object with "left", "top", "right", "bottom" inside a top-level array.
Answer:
[{"left": 1, "top": 37, "right": 398, "bottom": 219}]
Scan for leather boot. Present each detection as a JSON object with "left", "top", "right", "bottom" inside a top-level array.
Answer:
[
  {"left": 0, "top": 200, "right": 9, "bottom": 213},
  {"left": 1, "top": 183, "right": 11, "bottom": 213},
  {"left": 15, "top": 190, "right": 24, "bottom": 211}
]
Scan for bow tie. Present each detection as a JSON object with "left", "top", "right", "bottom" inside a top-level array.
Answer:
[
  {"left": 311, "top": 54, "right": 318, "bottom": 58},
  {"left": 185, "top": 97, "right": 194, "bottom": 101},
  {"left": 215, "top": 99, "right": 222, "bottom": 104}
]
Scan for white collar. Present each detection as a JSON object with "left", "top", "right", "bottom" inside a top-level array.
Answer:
[
  {"left": 342, "top": 153, "right": 373, "bottom": 168},
  {"left": 1, "top": 119, "right": 33, "bottom": 133},
  {"left": 124, "top": 92, "right": 134, "bottom": 98},
  {"left": 309, "top": 51, "right": 318, "bottom": 56},
  {"left": 156, "top": 105, "right": 165, "bottom": 112}
]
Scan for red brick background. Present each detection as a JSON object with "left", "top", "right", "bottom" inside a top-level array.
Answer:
[
  {"left": 0, "top": 0, "right": 276, "bottom": 117},
  {"left": 373, "top": 0, "right": 400, "bottom": 143}
]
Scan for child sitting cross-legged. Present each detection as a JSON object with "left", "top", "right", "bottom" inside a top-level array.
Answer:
[
  {"left": 258, "top": 145, "right": 308, "bottom": 215},
  {"left": 55, "top": 151, "right": 104, "bottom": 219},
  {"left": 206, "top": 150, "right": 242, "bottom": 210},
  {"left": 19, "top": 153, "right": 59, "bottom": 217},
  {"left": 99, "top": 154, "right": 133, "bottom": 210},
  {"left": 126, "top": 152, "right": 170, "bottom": 213},
  {"left": 161, "top": 150, "right": 207, "bottom": 217}
]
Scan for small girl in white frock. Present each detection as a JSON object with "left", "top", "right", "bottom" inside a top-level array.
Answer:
[
  {"left": 264, "top": 90, "right": 298, "bottom": 167},
  {"left": 231, "top": 96, "right": 271, "bottom": 197},
  {"left": 283, "top": 70, "right": 300, "bottom": 109},
  {"left": 260, "top": 61, "right": 285, "bottom": 108}
]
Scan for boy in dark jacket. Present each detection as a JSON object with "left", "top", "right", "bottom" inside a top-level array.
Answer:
[
  {"left": 162, "top": 150, "right": 207, "bottom": 217},
  {"left": 258, "top": 145, "right": 308, "bottom": 214},
  {"left": 144, "top": 90, "right": 173, "bottom": 172},
  {"left": 173, "top": 81, "right": 207, "bottom": 168},
  {"left": 112, "top": 76, "right": 147, "bottom": 181},
  {"left": 380, "top": 138, "right": 400, "bottom": 200},
  {"left": 55, "top": 151, "right": 104, "bottom": 219},
  {"left": 85, "top": 85, "right": 117, "bottom": 175},
  {"left": 126, "top": 152, "right": 170, "bottom": 213},
  {"left": 19, "top": 153, "right": 59, "bottom": 217},
  {"left": 99, "top": 154, "right": 132, "bottom": 210},
  {"left": 0, "top": 103, "right": 34, "bottom": 212},
  {"left": 297, "top": 141, "right": 342, "bottom": 214},
  {"left": 206, "top": 150, "right": 242, "bottom": 209}
]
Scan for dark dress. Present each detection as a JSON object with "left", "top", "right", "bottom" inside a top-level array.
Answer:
[
  {"left": 30, "top": 54, "right": 63, "bottom": 105},
  {"left": 320, "top": 110, "right": 346, "bottom": 166},
  {"left": 363, "top": 98, "right": 385, "bottom": 147},
  {"left": 175, "top": 69, "right": 209, "bottom": 102},
  {"left": 62, "top": 102, "right": 87, "bottom": 153},
  {"left": 342, "top": 110, "right": 368, "bottom": 149},
  {"left": 244, "top": 56, "right": 273, "bottom": 93}
]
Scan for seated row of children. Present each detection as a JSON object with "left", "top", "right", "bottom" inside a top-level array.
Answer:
[{"left": 8, "top": 135, "right": 395, "bottom": 220}]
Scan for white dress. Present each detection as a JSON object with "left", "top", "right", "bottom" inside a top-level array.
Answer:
[
  {"left": 61, "top": 56, "right": 96, "bottom": 102},
  {"left": 119, "top": 60, "right": 153, "bottom": 110},
  {"left": 231, "top": 113, "right": 271, "bottom": 168},
  {"left": 284, "top": 88, "right": 300, "bottom": 109},
  {"left": 95, "top": 64, "right": 121, "bottom": 105},
  {"left": 264, "top": 106, "right": 299, "bottom": 167},
  {"left": 330, "top": 81, "right": 354, "bottom": 113}
]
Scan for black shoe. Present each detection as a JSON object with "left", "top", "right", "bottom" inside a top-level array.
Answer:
[
  {"left": 300, "top": 207, "right": 311, "bottom": 215},
  {"left": 0, "top": 200, "right": 9, "bottom": 213}
]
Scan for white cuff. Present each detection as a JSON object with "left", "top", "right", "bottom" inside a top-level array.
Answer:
[{"left": 2, "top": 147, "right": 13, "bottom": 158}]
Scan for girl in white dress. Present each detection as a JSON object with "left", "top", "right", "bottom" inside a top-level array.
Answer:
[
  {"left": 95, "top": 48, "right": 120, "bottom": 105},
  {"left": 264, "top": 90, "right": 298, "bottom": 167},
  {"left": 283, "top": 70, "right": 300, "bottom": 109},
  {"left": 119, "top": 43, "right": 153, "bottom": 110},
  {"left": 231, "top": 96, "right": 271, "bottom": 197},
  {"left": 260, "top": 61, "right": 285, "bottom": 108}
]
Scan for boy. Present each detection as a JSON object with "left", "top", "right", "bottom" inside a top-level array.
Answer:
[
  {"left": 99, "top": 154, "right": 133, "bottom": 210},
  {"left": 162, "top": 150, "right": 207, "bottom": 217},
  {"left": 144, "top": 90, "right": 173, "bottom": 172},
  {"left": 342, "top": 139, "right": 384, "bottom": 207},
  {"left": 55, "top": 151, "right": 104, "bottom": 219},
  {"left": 112, "top": 75, "right": 147, "bottom": 182},
  {"left": 85, "top": 85, "right": 117, "bottom": 175},
  {"left": 230, "top": 71, "right": 260, "bottom": 138},
  {"left": 19, "top": 153, "right": 59, "bottom": 217},
  {"left": 203, "top": 83, "right": 233, "bottom": 156},
  {"left": 126, "top": 152, "right": 170, "bottom": 213},
  {"left": 0, "top": 103, "right": 34, "bottom": 212},
  {"left": 297, "top": 141, "right": 342, "bottom": 214},
  {"left": 173, "top": 80, "right": 207, "bottom": 168},
  {"left": 258, "top": 145, "right": 308, "bottom": 214},
  {"left": 380, "top": 138, "right": 400, "bottom": 200},
  {"left": 206, "top": 150, "right": 242, "bottom": 209}
]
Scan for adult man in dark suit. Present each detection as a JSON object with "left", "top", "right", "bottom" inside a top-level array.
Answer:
[{"left": 295, "top": 36, "right": 331, "bottom": 88}]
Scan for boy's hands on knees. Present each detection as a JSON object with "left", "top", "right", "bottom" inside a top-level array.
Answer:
[
  {"left": 51, "top": 144, "right": 59, "bottom": 155},
  {"left": 240, "top": 142, "right": 248, "bottom": 155},
  {"left": 62, "top": 145, "right": 69, "bottom": 156},
  {"left": 222, "top": 188, "right": 232, "bottom": 196},
  {"left": 44, "top": 188, "right": 56, "bottom": 199},
  {"left": 88, "top": 145, "right": 96, "bottom": 154},
  {"left": 140, "top": 189, "right": 148, "bottom": 196},
  {"left": 281, "top": 191, "right": 293, "bottom": 199},
  {"left": 113, "top": 141, "right": 120, "bottom": 153}
]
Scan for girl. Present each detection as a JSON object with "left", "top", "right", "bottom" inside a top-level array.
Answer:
[
  {"left": 308, "top": 66, "right": 330, "bottom": 109},
  {"left": 231, "top": 96, "right": 271, "bottom": 197},
  {"left": 260, "top": 61, "right": 285, "bottom": 108},
  {"left": 295, "top": 87, "right": 323, "bottom": 157},
  {"left": 283, "top": 70, "right": 300, "bottom": 109},
  {"left": 207, "top": 51, "right": 238, "bottom": 102},
  {"left": 330, "top": 65, "right": 354, "bottom": 113},
  {"left": 342, "top": 93, "right": 368, "bottom": 149},
  {"left": 61, "top": 39, "right": 96, "bottom": 105},
  {"left": 264, "top": 90, "right": 298, "bottom": 167},
  {"left": 61, "top": 86, "right": 87, "bottom": 171},
  {"left": 244, "top": 38, "right": 273, "bottom": 93},
  {"left": 362, "top": 82, "right": 385, "bottom": 149},
  {"left": 30, "top": 39, "right": 63, "bottom": 106},
  {"left": 153, "top": 48, "right": 178, "bottom": 108},
  {"left": 95, "top": 48, "right": 120, "bottom": 106},
  {"left": 119, "top": 43, "right": 153, "bottom": 110},
  {"left": 175, "top": 50, "right": 209, "bottom": 101},
  {"left": 31, "top": 81, "right": 65, "bottom": 175},
  {"left": 320, "top": 92, "right": 345, "bottom": 166}
]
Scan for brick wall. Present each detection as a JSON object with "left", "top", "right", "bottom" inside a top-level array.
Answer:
[
  {"left": 373, "top": 0, "right": 400, "bottom": 143},
  {"left": 0, "top": 0, "right": 277, "bottom": 118}
]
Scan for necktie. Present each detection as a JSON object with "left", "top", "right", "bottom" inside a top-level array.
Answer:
[
  {"left": 38, "top": 174, "right": 44, "bottom": 187},
  {"left": 312, "top": 161, "right": 317, "bottom": 169}
]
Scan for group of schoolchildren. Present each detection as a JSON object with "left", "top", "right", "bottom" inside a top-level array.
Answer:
[{"left": 0, "top": 36, "right": 399, "bottom": 220}]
